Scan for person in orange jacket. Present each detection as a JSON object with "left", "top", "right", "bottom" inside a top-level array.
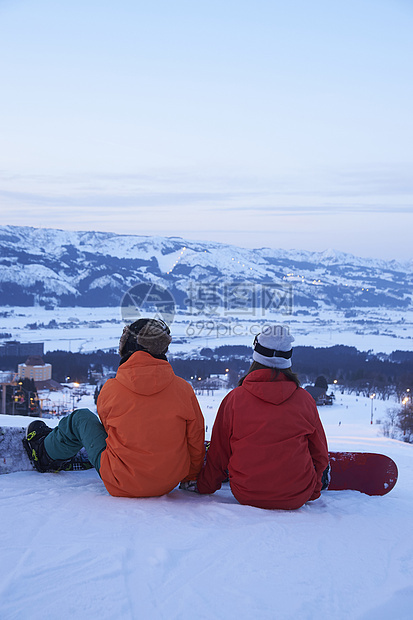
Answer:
[
  {"left": 193, "top": 325, "right": 329, "bottom": 510},
  {"left": 25, "top": 319, "right": 205, "bottom": 498}
]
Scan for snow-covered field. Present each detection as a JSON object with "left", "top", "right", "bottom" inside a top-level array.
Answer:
[
  {"left": 1, "top": 305, "right": 413, "bottom": 355},
  {"left": 0, "top": 389, "right": 412, "bottom": 619}
]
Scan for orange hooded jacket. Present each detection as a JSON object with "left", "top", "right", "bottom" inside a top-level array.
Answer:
[{"left": 97, "top": 351, "right": 205, "bottom": 498}]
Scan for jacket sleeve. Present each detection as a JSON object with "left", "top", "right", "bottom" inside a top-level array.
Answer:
[
  {"left": 96, "top": 380, "right": 113, "bottom": 430},
  {"left": 307, "top": 405, "right": 330, "bottom": 501},
  {"left": 181, "top": 391, "right": 206, "bottom": 482},
  {"left": 96, "top": 379, "right": 116, "bottom": 430},
  {"left": 196, "top": 392, "right": 233, "bottom": 494}
]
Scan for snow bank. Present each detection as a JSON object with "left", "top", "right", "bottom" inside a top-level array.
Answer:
[{"left": 0, "top": 393, "right": 412, "bottom": 619}]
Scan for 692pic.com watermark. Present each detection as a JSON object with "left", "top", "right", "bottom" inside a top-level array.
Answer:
[{"left": 185, "top": 320, "right": 268, "bottom": 339}]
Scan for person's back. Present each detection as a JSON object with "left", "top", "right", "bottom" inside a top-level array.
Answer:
[
  {"left": 98, "top": 349, "right": 205, "bottom": 497},
  {"left": 24, "top": 318, "right": 205, "bottom": 499},
  {"left": 196, "top": 325, "right": 329, "bottom": 509}
]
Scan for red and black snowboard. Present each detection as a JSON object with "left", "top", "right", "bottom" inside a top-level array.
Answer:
[
  {"left": 204, "top": 442, "right": 398, "bottom": 497},
  {"left": 327, "top": 451, "right": 398, "bottom": 496}
]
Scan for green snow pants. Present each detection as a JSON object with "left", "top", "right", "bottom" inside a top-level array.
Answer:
[{"left": 44, "top": 408, "right": 108, "bottom": 472}]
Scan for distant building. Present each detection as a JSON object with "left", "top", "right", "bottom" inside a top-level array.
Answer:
[
  {"left": 305, "top": 375, "right": 334, "bottom": 406},
  {"left": 192, "top": 375, "right": 229, "bottom": 394},
  {"left": 0, "top": 340, "right": 44, "bottom": 357},
  {"left": 18, "top": 355, "right": 52, "bottom": 382},
  {"left": 17, "top": 355, "right": 62, "bottom": 391},
  {"left": 305, "top": 386, "right": 333, "bottom": 406}
]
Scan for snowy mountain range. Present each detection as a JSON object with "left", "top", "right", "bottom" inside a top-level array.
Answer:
[{"left": 0, "top": 225, "right": 411, "bottom": 311}]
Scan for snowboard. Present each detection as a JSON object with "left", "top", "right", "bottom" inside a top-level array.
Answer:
[
  {"left": 0, "top": 425, "right": 93, "bottom": 475},
  {"left": 327, "top": 451, "right": 398, "bottom": 496},
  {"left": 204, "top": 442, "right": 398, "bottom": 496}
]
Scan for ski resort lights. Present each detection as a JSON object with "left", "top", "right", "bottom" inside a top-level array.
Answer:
[
  {"left": 282, "top": 274, "right": 305, "bottom": 281},
  {"left": 402, "top": 389, "right": 410, "bottom": 406},
  {"left": 230, "top": 257, "right": 253, "bottom": 270},
  {"left": 166, "top": 247, "right": 187, "bottom": 274},
  {"left": 370, "top": 393, "right": 376, "bottom": 424}
]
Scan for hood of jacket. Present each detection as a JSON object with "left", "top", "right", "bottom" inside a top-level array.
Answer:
[
  {"left": 241, "top": 369, "right": 298, "bottom": 405},
  {"left": 115, "top": 351, "right": 174, "bottom": 396}
]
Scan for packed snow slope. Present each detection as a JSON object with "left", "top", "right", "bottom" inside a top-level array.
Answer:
[{"left": 1, "top": 391, "right": 412, "bottom": 620}]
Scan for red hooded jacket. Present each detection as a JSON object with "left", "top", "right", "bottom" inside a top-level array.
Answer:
[
  {"left": 197, "top": 370, "right": 329, "bottom": 510},
  {"left": 97, "top": 351, "right": 205, "bottom": 498}
]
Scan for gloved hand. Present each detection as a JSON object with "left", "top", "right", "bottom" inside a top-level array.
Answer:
[{"left": 179, "top": 480, "right": 199, "bottom": 493}]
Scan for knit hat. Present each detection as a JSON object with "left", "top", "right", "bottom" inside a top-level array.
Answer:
[
  {"left": 252, "top": 324, "right": 294, "bottom": 369},
  {"left": 118, "top": 318, "right": 172, "bottom": 359}
]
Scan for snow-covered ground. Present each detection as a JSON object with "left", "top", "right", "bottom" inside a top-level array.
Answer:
[
  {"left": 1, "top": 305, "right": 413, "bottom": 355},
  {"left": 0, "top": 389, "right": 412, "bottom": 619}
]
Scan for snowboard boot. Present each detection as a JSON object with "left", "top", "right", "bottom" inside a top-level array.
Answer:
[
  {"left": 321, "top": 464, "right": 331, "bottom": 490},
  {"left": 23, "top": 421, "right": 72, "bottom": 473}
]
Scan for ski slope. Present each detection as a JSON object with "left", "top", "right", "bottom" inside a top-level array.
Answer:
[{"left": 0, "top": 391, "right": 412, "bottom": 620}]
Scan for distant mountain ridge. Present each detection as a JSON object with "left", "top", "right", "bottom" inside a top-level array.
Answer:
[{"left": 0, "top": 225, "right": 411, "bottom": 310}]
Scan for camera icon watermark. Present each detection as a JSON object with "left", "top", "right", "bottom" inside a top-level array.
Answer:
[{"left": 120, "top": 282, "right": 175, "bottom": 325}]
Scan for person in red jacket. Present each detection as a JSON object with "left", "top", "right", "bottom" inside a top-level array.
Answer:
[
  {"left": 195, "top": 325, "right": 329, "bottom": 510},
  {"left": 25, "top": 319, "right": 205, "bottom": 498}
]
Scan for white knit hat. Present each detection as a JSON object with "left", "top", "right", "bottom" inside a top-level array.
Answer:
[{"left": 252, "top": 324, "right": 294, "bottom": 369}]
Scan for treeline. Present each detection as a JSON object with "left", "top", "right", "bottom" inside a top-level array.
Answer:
[
  {"left": 0, "top": 350, "right": 119, "bottom": 384},
  {"left": 290, "top": 346, "right": 413, "bottom": 397},
  {"left": 383, "top": 401, "right": 413, "bottom": 444},
  {"left": 1, "top": 345, "right": 413, "bottom": 397},
  {"left": 175, "top": 345, "right": 413, "bottom": 399}
]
